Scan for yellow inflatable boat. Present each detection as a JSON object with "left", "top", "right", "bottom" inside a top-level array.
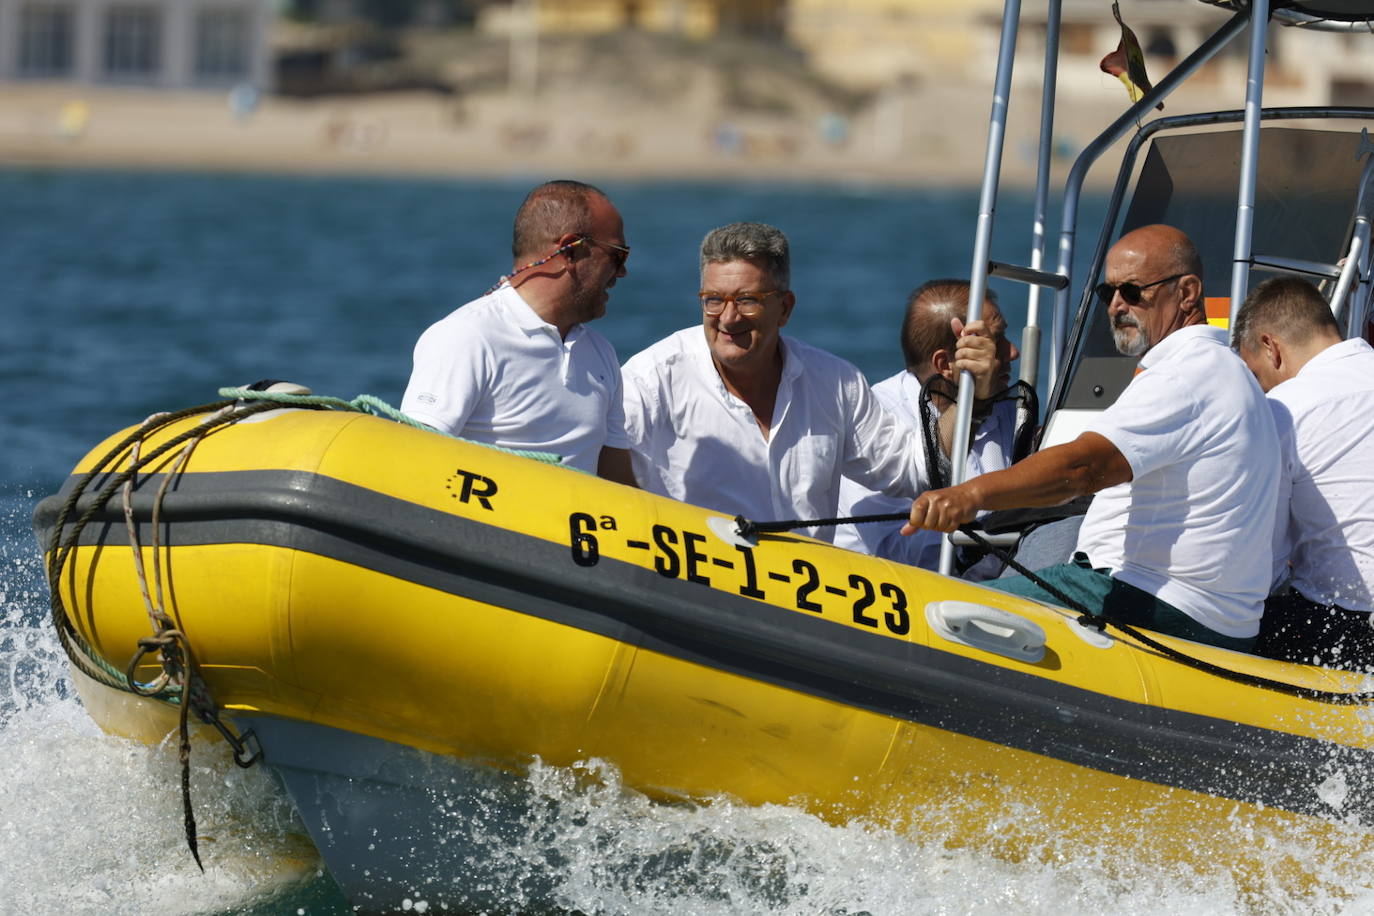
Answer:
[{"left": 33, "top": 394, "right": 1374, "bottom": 911}]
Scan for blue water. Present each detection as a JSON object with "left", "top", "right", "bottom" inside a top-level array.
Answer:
[
  {"left": 3, "top": 169, "right": 1105, "bottom": 494},
  {"left": 18, "top": 169, "right": 1364, "bottom": 914}
]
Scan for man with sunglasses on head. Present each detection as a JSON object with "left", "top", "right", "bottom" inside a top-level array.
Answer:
[
  {"left": 833, "top": 280, "right": 1024, "bottom": 575},
  {"left": 401, "top": 179, "right": 637, "bottom": 485},
  {"left": 904, "top": 224, "right": 1280, "bottom": 651},
  {"left": 620, "top": 221, "right": 929, "bottom": 541}
]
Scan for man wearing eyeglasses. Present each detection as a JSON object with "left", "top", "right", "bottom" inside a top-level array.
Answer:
[
  {"left": 620, "top": 221, "right": 929, "bottom": 542},
  {"left": 904, "top": 224, "right": 1280, "bottom": 651},
  {"left": 401, "top": 179, "right": 637, "bottom": 485}
]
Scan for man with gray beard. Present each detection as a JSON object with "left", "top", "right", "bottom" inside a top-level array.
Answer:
[{"left": 904, "top": 224, "right": 1280, "bottom": 651}]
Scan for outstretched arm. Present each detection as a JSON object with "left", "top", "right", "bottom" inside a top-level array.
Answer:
[{"left": 903, "top": 432, "right": 1131, "bottom": 534}]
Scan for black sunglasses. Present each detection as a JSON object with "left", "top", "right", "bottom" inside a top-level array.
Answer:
[
  {"left": 581, "top": 236, "right": 630, "bottom": 270},
  {"left": 1095, "top": 272, "right": 1186, "bottom": 306}
]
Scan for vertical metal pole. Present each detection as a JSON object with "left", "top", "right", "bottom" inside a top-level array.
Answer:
[
  {"left": 1329, "top": 137, "right": 1374, "bottom": 327},
  {"left": 1228, "top": 0, "right": 1271, "bottom": 330},
  {"left": 1021, "top": 0, "right": 1062, "bottom": 387},
  {"left": 1049, "top": 12, "right": 1248, "bottom": 390},
  {"left": 939, "top": 0, "right": 1021, "bottom": 576}
]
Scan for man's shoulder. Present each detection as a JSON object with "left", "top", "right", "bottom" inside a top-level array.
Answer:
[
  {"left": 624, "top": 327, "right": 700, "bottom": 375},
  {"left": 1138, "top": 326, "right": 1251, "bottom": 392},
  {"left": 1151, "top": 324, "right": 1229, "bottom": 363},
  {"left": 1273, "top": 339, "right": 1374, "bottom": 412},
  {"left": 871, "top": 369, "right": 911, "bottom": 397},
  {"left": 783, "top": 336, "right": 864, "bottom": 381},
  {"left": 423, "top": 290, "right": 509, "bottom": 336}
]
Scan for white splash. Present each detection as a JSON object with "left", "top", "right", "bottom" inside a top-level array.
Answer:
[{"left": 0, "top": 498, "right": 320, "bottom": 915}]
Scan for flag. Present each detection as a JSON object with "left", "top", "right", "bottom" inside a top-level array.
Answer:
[{"left": 1100, "top": 1, "right": 1163, "bottom": 111}]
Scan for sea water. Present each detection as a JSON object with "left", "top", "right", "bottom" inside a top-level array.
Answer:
[{"left": 5, "top": 168, "right": 1371, "bottom": 914}]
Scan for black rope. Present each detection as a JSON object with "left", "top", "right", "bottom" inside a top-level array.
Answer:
[
  {"left": 734, "top": 511, "right": 908, "bottom": 541},
  {"left": 732, "top": 510, "right": 1374, "bottom": 706},
  {"left": 955, "top": 526, "right": 1374, "bottom": 705}
]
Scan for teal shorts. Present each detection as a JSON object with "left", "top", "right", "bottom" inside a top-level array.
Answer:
[{"left": 985, "top": 554, "right": 1257, "bottom": 653}]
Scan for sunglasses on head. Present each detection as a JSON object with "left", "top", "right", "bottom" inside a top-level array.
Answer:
[{"left": 1095, "top": 272, "right": 1186, "bottom": 306}]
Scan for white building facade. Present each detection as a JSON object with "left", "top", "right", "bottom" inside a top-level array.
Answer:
[{"left": 0, "top": 0, "right": 273, "bottom": 89}]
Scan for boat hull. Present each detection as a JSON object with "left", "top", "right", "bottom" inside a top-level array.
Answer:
[{"left": 37, "top": 406, "right": 1374, "bottom": 905}]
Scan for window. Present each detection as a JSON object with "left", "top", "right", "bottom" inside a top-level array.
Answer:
[
  {"left": 104, "top": 5, "right": 162, "bottom": 77},
  {"left": 1144, "top": 29, "right": 1176, "bottom": 59},
  {"left": 18, "top": 4, "right": 74, "bottom": 76},
  {"left": 196, "top": 8, "right": 251, "bottom": 79}
]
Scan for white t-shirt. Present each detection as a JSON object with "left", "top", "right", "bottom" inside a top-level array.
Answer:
[
  {"left": 833, "top": 369, "right": 1017, "bottom": 569},
  {"left": 621, "top": 327, "right": 927, "bottom": 541},
  {"left": 1076, "top": 324, "right": 1279, "bottom": 638},
  {"left": 1267, "top": 337, "right": 1374, "bottom": 611},
  {"left": 400, "top": 285, "right": 629, "bottom": 473}
]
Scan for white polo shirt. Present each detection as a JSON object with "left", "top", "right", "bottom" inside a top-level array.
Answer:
[
  {"left": 401, "top": 285, "right": 629, "bottom": 473},
  {"left": 621, "top": 327, "right": 928, "bottom": 541},
  {"left": 1267, "top": 337, "right": 1374, "bottom": 611},
  {"left": 833, "top": 369, "right": 1017, "bottom": 569},
  {"left": 1076, "top": 324, "right": 1280, "bottom": 638}
]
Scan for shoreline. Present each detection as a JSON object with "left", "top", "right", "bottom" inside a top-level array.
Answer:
[{"left": 0, "top": 83, "right": 1136, "bottom": 190}]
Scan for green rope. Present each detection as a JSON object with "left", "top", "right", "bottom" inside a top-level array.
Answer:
[{"left": 216, "top": 387, "right": 566, "bottom": 465}]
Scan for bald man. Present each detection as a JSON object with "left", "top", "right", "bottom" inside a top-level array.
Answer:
[
  {"left": 401, "top": 179, "right": 635, "bottom": 484},
  {"left": 1234, "top": 276, "right": 1374, "bottom": 671},
  {"left": 905, "top": 225, "right": 1280, "bottom": 651}
]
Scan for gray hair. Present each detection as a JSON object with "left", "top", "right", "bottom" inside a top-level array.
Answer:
[
  {"left": 512, "top": 179, "right": 608, "bottom": 259},
  {"left": 699, "top": 222, "right": 790, "bottom": 289}
]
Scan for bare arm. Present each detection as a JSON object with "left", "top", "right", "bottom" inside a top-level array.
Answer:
[
  {"left": 597, "top": 446, "right": 638, "bottom": 488},
  {"left": 903, "top": 432, "right": 1131, "bottom": 534}
]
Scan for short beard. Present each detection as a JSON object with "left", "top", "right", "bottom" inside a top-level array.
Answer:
[{"left": 1112, "top": 318, "right": 1149, "bottom": 357}]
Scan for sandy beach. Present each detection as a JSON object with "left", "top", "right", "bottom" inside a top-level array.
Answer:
[{"left": 0, "top": 78, "right": 1155, "bottom": 188}]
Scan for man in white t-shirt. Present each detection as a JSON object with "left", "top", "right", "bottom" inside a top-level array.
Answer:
[
  {"left": 1233, "top": 275, "right": 1374, "bottom": 670},
  {"left": 834, "top": 280, "right": 1022, "bottom": 573},
  {"left": 905, "top": 224, "right": 1280, "bottom": 651},
  {"left": 401, "top": 180, "right": 636, "bottom": 484},
  {"left": 620, "top": 222, "right": 935, "bottom": 541}
]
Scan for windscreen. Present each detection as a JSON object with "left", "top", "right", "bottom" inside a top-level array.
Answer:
[{"left": 1059, "top": 125, "right": 1368, "bottom": 411}]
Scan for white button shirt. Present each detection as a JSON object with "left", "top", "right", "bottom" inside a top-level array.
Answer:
[
  {"left": 833, "top": 369, "right": 1017, "bottom": 569},
  {"left": 1077, "top": 324, "right": 1280, "bottom": 638},
  {"left": 621, "top": 327, "right": 928, "bottom": 541},
  {"left": 401, "top": 285, "right": 629, "bottom": 473},
  {"left": 1267, "top": 337, "right": 1374, "bottom": 611}
]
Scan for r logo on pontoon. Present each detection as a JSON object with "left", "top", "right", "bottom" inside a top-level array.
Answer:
[{"left": 446, "top": 469, "right": 498, "bottom": 510}]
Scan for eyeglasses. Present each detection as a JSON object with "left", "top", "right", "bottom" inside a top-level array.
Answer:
[
  {"left": 699, "top": 290, "right": 783, "bottom": 317},
  {"left": 582, "top": 236, "right": 630, "bottom": 271},
  {"left": 1095, "top": 273, "right": 1186, "bottom": 306}
]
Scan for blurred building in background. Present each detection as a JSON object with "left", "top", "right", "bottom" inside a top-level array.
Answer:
[
  {"left": 476, "top": 0, "right": 783, "bottom": 39},
  {"left": 0, "top": 0, "right": 274, "bottom": 89},
  {"left": 0, "top": 0, "right": 1368, "bottom": 182}
]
